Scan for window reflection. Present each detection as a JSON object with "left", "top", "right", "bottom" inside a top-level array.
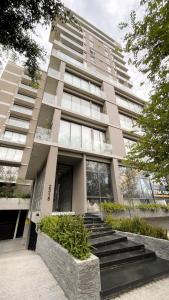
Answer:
[{"left": 87, "top": 160, "right": 113, "bottom": 212}]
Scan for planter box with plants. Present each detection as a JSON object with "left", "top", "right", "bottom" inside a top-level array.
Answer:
[
  {"left": 106, "top": 215, "right": 169, "bottom": 260},
  {"left": 36, "top": 215, "right": 101, "bottom": 300},
  {"left": 100, "top": 202, "right": 169, "bottom": 219}
]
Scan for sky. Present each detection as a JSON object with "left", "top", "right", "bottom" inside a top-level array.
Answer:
[{"left": 1, "top": 0, "right": 150, "bottom": 100}]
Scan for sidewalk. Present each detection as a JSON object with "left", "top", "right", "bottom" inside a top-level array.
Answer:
[
  {"left": 0, "top": 249, "right": 169, "bottom": 300},
  {"left": 0, "top": 250, "right": 67, "bottom": 300}
]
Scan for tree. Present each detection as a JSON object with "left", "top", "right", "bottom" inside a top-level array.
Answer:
[
  {"left": 0, "top": 1, "right": 76, "bottom": 81},
  {"left": 120, "top": 0, "right": 169, "bottom": 183}
]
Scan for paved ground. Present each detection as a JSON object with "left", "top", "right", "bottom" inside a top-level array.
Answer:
[
  {"left": 0, "top": 250, "right": 67, "bottom": 300},
  {"left": 0, "top": 248, "right": 169, "bottom": 300},
  {"left": 113, "top": 277, "right": 169, "bottom": 300},
  {"left": 0, "top": 238, "right": 26, "bottom": 255}
]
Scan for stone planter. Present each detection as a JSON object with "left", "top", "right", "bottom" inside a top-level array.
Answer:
[
  {"left": 36, "top": 232, "right": 101, "bottom": 300},
  {"left": 116, "top": 230, "right": 169, "bottom": 261}
]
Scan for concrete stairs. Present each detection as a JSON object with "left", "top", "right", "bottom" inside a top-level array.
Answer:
[{"left": 84, "top": 213, "right": 169, "bottom": 299}]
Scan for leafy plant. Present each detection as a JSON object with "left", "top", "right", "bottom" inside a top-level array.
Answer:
[
  {"left": 136, "top": 203, "right": 169, "bottom": 212},
  {"left": 100, "top": 202, "right": 131, "bottom": 213},
  {"left": 106, "top": 216, "right": 168, "bottom": 240},
  {"left": 40, "top": 215, "right": 91, "bottom": 260},
  {"left": 0, "top": 1, "right": 78, "bottom": 81},
  {"left": 119, "top": 0, "right": 169, "bottom": 182}
]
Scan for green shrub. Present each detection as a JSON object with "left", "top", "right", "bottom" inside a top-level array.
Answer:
[
  {"left": 106, "top": 215, "right": 168, "bottom": 240},
  {"left": 136, "top": 203, "right": 169, "bottom": 212},
  {"left": 100, "top": 202, "right": 130, "bottom": 213},
  {"left": 40, "top": 215, "right": 91, "bottom": 260}
]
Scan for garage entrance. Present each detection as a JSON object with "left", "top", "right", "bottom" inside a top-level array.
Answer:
[{"left": 0, "top": 210, "right": 27, "bottom": 241}]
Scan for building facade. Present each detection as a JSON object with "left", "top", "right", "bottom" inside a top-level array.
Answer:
[{"left": 0, "top": 11, "right": 167, "bottom": 241}]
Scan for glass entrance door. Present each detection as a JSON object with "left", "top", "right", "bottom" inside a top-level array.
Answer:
[{"left": 53, "top": 164, "right": 73, "bottom": 212}]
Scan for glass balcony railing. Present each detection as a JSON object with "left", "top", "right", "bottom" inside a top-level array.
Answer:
[
  {"left": 35, "top": 126, "right": 52, "bottom": 142},
  {"left": 59, "top": 140, "right": 112, "bottom": 155},
  {"left": 12, "top": 105, "right": 32, "bottom": 116},
  {"left": 7, "top": 118, "right": 30, "bottom": 129},
  {"left": 0, "top": 147, "right": 23, "bottom": 162},
  {"left": 61, "top": 102, "right": 109, "bottom": 123},
  {"left": 48, "top": 68, "right": 60, "bottom": 80},
  {"left": 43, "top": 92, "right": 57, "bottom": 106},
  {"left": 53, "top": 49, "right": 83, "bottom": 68},
  {"left": 0, "top": 166, "right": 19, "bottom": 183},
  {"left": 0, "top": 132, "right": 26, "bottom": 144}
]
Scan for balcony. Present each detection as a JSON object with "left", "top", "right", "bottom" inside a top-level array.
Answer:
[
  {"left": 59, "top": 34, "right": 84, "bottom": 53},
  {"left": 52, "top": 48, "right": 83, "bottom": 68},
  {"left": 43, "top": 92, "right": 57, "bottom": 107},
  {"left": 61, "top": 102, "right": 109, "bottom": 124},
  {"left": 14, "top": 93, "right": 35, "bottom": 107},
  {"left": 0, "top": 166, "right": 19, "bottom": 183},
  {"left": 0, "top": 133, "right": 26, "bottom": 145},
  {"left": 48, "top": 68, "right": 60, "bottom": 80},
  {"left": 35, "top": 126, "right": 52, "bottom": 142},
  {"left": 7, "top": 118, "right": 29, "bottom": 130},
  {"left": 59, "top": 140, "right": 112, "bottom": 156},
  {"left": 11, "top": 105, "right": 32, "bottom": 117},
  {"left": 0, "top": 147, "right": 23, "bottom": 163},
  {"left": 18, "top": 83, "right": 37, "bottom": 98},
  {"left": 57, "top": 24, "right": 83, "bottom": 45}
]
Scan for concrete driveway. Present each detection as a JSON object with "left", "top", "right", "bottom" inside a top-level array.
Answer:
[{"left": 0, "top": 250, "right": 68, "bottom": 300}]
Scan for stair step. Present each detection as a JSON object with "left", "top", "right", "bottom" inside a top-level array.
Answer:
[
  {"left": 100, "top": 249, "right": 156, "bottom": 268},
  {"left": 100, "top": 257, "right": 169, "bottom": 298},
  {"left": 84, "top": 218, "right": 103, "bottom": 224},
  {"left": 85, "top": 223, "right": 106, "bottom": 228},
  {"left": 90, "top": 234, "right": 127, "bottom": 247},
  {"left": 93, "top": 240, "right": 145, "bottom": 257},
  {"left": 90, "top": 226, "right": 112, "bottom": 232},
  {"left": 91, "top": 230, "right": 115, "bottom": 239}
]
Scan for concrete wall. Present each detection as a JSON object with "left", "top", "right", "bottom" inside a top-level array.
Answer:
[
  {"left": 36, "top": 232, "right": 101, "bottom": 300},
  {"left": 72, "top": 156, "right": 86, "bottom": 214}
]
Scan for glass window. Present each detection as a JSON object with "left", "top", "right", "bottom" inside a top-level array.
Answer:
[
  {"left": 64, "top": 72, "right": 72, "bottom": 84},
  {"left": 123, "top": 138, "right": 136, "bottom": 154},
  {"left": 62, "top": 93, "right": 72, "bottom": 110},
  {"left": 119, "top": 166, "right": 154, "bottom": 203},
  {"left": 72, "top": 96, "right": 80, "bottom": 113},
  {"left": 91, "top": 103, "right": 101, "bottom": 119},
  {"left": 81, "top": 79, "right": 89, "bottom": 91},
  {"left": 71, "top": 123, "right": 81, "bottom": 148},
  {"left": 86, "top": 160, "right": 113, "bottom": 209},
  {"left": 73, "top": 75, "right": 80, "bottom": 87},
  {"left": 81, "top": 99, "right": 90, "bottom": 116},
  {"left": 82, "top": 126, "right": 92, "bottom": 151},
  {"left": 116, "top": 94, "right": 143, "bottom": 113},
  {"left": 58, "top": 120, "right": 70, "bottom": 146}
]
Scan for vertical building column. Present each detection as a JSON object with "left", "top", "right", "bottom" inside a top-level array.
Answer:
[
  {"left": 111, "top": 158, "right": 123, "bottom": 203},
  {"left": 40, "top": 146, "right": 58, "bottom": 217},
  {"left": 72, "top": 155, "right": 87, "bottom": 214}
]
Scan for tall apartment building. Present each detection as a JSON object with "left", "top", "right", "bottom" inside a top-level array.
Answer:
[{"left": 0, "top": 10, "right": 167, "bottom": 242}]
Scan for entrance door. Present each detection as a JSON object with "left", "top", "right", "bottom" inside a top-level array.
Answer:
[{"left": 53, "top": 164, "right": 73, "bottom": 212}]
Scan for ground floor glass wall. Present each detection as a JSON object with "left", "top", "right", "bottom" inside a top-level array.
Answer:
[{"left": 86, "top": 160, "right": 113, "bottom": 212}]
